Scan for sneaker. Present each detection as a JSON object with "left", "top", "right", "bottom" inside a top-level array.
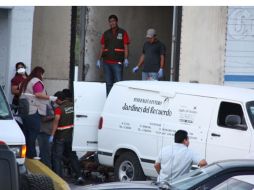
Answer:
[
  {"left": 75, "top": 177, "right": 85, "bottom": 185},
  {"left": 32, "top": 156, "right": 41, "bottom": 160}
]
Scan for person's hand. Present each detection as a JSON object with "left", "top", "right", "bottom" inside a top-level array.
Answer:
[
  {"left": 124, "top": 59, "right": 129, "bottom": 67},
  {"left": 96, "top": 60, "right": 101, "bottom": 69},
  {"left": 158, "top": 68, "right": 163, "bottom": 78},
  {"left": 49, "top": 135, "right": 54, "bottom": 143},
  {"left": 132, "top": 66, "right": 139, "bottom": 73},
  {"left": 49, "top": 96, "right": 57, "bottom": 102}
]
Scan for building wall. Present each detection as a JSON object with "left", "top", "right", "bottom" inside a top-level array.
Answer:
[
  {"left": 31, "top": 6, "right": 71, "bottom": 95},
  {"left": 83, "top": 6, "right": 172, "bottom": 81},
  {"left": 179, "top": 7, "right": 228, "bottom": 85},
  {"left": 0, "top": 9, "right": 10, "bottom": 90},
  {"left": 0, "top": 7, "right": 34, "bottom": 102}
]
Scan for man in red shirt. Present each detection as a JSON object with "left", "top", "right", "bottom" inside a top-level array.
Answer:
[{"left": 97, "top": 14, "right": 130, "bottom": 95}]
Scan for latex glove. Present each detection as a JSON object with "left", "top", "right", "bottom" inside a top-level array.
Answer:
[
  {"left": 49, "top": 96, "right": 57, "bottom": 102},
  {"left": 132, "top": 66, "right": 139, "bottom": 73},
  {"left": 49, "top": 135, "right": 54, "bottom": 143},
  {"left": 96, "top": 60, "right": 101, "bottom": 69},
  {"left": 124, "top": 59, "right": 129, "bottom": 67},
  {"left": 158, "top": 68, "right": 163, "bottom": 78}
]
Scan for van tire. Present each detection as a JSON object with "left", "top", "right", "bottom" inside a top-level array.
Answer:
[
  {"left": 20, "top": 174, "right": 54, "bottom": 190},
  {"left": 114, "top": 152, "right": 146, "bottom": 181}
]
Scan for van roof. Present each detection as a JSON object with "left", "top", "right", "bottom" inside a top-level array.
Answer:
[{"left": 115, "top": 81, "right": 254, "bottom": 102}]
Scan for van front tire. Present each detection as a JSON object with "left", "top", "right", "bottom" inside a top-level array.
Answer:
[{"left": 114, "top": 152, "right": 146, "bottom": 181}]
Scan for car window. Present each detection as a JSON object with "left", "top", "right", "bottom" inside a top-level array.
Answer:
[
  {"left": 246, "top": 101, "right": 254, "bottom": 129},
  {"left": 211, "top": 175, "right": 254, "bottom": 190},
  {"left": 217, "top": 101, "right": 246, "bottom": 130},
  {"left": 0, "top": 88, "right": 12, "bottom": 119}
]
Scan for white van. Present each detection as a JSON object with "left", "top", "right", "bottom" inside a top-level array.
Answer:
[
  {"left": 73, "top": 81, "right": 254, "bottom": 181},
  {"left": 0, "top": 86, "right": 26, "bottom": 172}
]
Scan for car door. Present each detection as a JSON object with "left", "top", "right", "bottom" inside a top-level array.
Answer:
[
  {"left": 206, "top": 100, "right": 252, "bottom": 163},
  {"left": 72, "top": 82, "right": 106, "bottom": 154}
]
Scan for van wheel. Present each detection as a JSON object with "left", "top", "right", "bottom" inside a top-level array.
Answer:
[
  {"left": 114, "top": 152, "right": 146, "bottom": 181},
  {"left": 20, "top": 174, "right": 54, "bottom": 190}
]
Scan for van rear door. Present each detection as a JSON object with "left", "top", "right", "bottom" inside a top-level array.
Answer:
[{"left": 72, "top": 82, "right": 106, "bottom": 153}]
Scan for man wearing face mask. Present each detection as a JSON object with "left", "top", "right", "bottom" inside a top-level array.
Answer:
[
  {"left": 11, "top": 62, "right": 28, "bottom": 109},
  {"left": 96, "top": 14, "right": 130, "bottom": 96}
]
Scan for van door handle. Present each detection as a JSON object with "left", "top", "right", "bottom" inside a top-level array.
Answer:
[
  {"left": 211, "top": 133, "right": 221, "bottom": 137},
  {"left": 76, "top": 114, "right": 88, "bottom": 118}
]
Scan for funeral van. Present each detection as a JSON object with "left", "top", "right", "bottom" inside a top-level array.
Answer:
[{"left": 73, "top": 81, "right": 254, "bottom": 181}]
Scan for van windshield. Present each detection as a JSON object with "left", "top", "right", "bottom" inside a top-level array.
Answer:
[
  {"left": 246, "top": 101, "right": 254, "bottom": 128},
  {"left": 0, "top": 87, "right": 12, "bottom": 119}
]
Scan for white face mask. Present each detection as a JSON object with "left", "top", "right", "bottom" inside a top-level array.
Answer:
[{"left": 17, "top": 68, "right": 26, "bottom": 74}]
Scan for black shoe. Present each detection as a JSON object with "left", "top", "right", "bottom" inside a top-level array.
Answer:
[{"left": 75, "top": 177, "right": 85, "bottom": 185}]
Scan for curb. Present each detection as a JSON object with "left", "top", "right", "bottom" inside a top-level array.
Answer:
[{"left": 25, "top": 158, "right": 70, "bottom": 190}]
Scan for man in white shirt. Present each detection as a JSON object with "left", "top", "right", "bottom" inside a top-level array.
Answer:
[{"left": 154, "top": 130, "right": 207, "bottom": 182}]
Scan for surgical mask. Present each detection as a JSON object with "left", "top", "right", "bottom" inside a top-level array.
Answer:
[{"left": 17, "top": 68, "right": 26, "bottom": 74}]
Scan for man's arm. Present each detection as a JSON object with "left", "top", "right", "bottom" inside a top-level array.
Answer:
[
  {"left": 98, "top": 44, "right": 105, "bottom": 60},
  {"left": 124, "top": 44, "right": 128, "bottom": 59},
  {"left": 160, "top": 54, "right": 165, "bottom": 69},
  {"left": 137, "top": 54, "right": 145, "bottom": 67},
  {"left": 51, "top": 114, "right": 61, "bottom": 136},
  {"left": 154, "top": 162, "right": 161, "bottom": 174}
]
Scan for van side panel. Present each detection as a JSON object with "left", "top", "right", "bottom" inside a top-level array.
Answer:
[
  {"left": 159, "top": 94, "right": 217, "bottom": 161},
  {"left": 98, "top": 85, "right": 165, "bottom": 177}
]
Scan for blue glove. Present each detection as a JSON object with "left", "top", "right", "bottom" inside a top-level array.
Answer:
[
  {"left": 124, "top": 59, "right": 129, "bottom": 67},
  {"left": 158, "top": 68, "right": 163, "bottom": 78},
  {"left": 132, "top": 66, "right": 139, "bottom": 73},
  {"left": 96, "top": 60, "right": 101, "bottom": 69},
  {"left": 49, "top": 135, "right": 54, "bottom": 143}
]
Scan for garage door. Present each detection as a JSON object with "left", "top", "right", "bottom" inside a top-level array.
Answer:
[{"left": 224, "top": 6, "right": 254, "bottom": 89}]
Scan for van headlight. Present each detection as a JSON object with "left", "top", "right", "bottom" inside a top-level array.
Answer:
[{"left": 9, "top": 145, "right": 26, "bottom": 158}]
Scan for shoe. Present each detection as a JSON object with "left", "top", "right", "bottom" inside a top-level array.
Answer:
[
  {"left": 75, "top": 176, "right": 85, "bottom": 185},
  {"left": 32, "top": 156, "right": 41, "bottom": 160}
]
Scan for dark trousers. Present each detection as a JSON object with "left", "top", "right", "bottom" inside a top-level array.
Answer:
[
  {"left": 52, "top": 137, "right": 82, "bottom": 178},
  {"left": 22, "top": 112, "right": 40, "bottom": 158},
  {"left": 37, "top": 132, "right": 52, "bottom": 168},
  {"left": 103, "top": 62, "right": 123, "bottom": 95}
]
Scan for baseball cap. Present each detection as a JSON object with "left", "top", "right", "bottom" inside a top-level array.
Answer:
[{"left": 146, "top": 28, "right": 156, "bottom": 38}]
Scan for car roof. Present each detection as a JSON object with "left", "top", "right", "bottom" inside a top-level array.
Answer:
[
  {"left": 216, "top": 159, "right": 254, "bottom": 170},
  {"left": 115, "top": 81, "right": 254, "bottom": 102},
  {"left": 83, "top": 181, "right": 157, "bottom": 190}
]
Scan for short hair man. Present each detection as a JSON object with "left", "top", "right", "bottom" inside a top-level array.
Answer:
[
  {"left": 154, "top": 130, "right": 207, "bottom": 182},
  {"left": 132, "top": 28, "right": 166, "bottom": 80},
  {"left": 50, "top": 91, "right": 85, "bottom": 185},
  {"left": 97, "top": 14, "right": 130, "bottom": 95}
]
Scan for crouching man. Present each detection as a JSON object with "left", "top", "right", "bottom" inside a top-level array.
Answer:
[
  {"left": 50, "top": 91, "right": 85, "bottom": 185},
  {"left": 154, "top": 130, "right": 207, "bottom": 182}
]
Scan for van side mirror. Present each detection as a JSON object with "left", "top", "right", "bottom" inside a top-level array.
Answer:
[{"left": 225, "top": 115, "right": 247, "bottom": 131}]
